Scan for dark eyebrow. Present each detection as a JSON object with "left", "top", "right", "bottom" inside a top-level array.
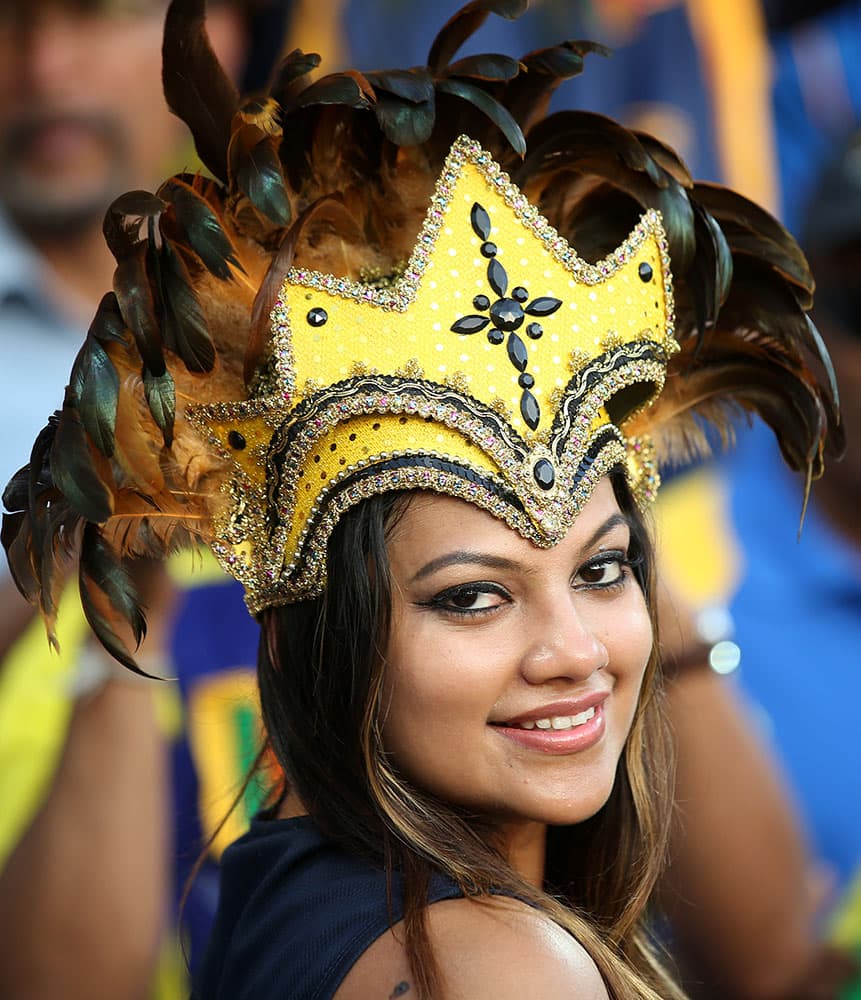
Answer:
[
  {"left": 409, "top": 514, "right": 632, "bottom": 585},
  {"left": 581, "top": 513, "right": 632, "bottom": 553},
  {"left": 410, "top": 551, "right": 521, "bottom": 584}
]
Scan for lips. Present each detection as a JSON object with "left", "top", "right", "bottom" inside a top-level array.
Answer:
[
  {"left": 494, "top": 692, "right": 609, "bottom": 729},
  {"left": 490, "top": 694, "right": 609, "bottom": 755},
  {"left": 512, "top": 707, "right": 596, "bottom": 731}
]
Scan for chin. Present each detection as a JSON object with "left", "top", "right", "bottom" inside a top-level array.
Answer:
[{"left": 539, "top": 791, "right": 616, "bottom": 828}]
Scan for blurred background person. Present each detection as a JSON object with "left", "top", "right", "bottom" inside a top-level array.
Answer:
[{"left": 0, "top": 1, "right": 275, "bottom": 996}]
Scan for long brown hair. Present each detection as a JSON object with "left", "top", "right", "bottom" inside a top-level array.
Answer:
[{"left": 258, "top": 475, "right": 683, "bottom": 999}]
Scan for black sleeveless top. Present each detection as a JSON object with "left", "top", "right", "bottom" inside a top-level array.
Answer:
[{"left": 193, "top": 816, "right": 464, "bottom": 999}]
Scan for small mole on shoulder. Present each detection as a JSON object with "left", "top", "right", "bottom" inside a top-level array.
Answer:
[{"left": 389, "top": 982, "right": 410, "bottom": 998}]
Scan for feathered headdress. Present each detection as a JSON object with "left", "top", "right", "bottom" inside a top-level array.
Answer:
[{"left": 1, "top": 0, "right": 841, "bottom": 668}]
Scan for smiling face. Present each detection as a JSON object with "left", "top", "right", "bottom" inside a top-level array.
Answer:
[{"left": 381, "top": 476, "right": 654, "bottom": 841}]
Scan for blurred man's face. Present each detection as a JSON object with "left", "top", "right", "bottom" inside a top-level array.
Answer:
[{"left": 0, "top": 0, "right": 182, "bottom": 236}]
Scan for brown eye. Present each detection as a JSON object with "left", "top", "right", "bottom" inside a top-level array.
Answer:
[
  {"left": 451, "top": 590, "right": 478, "bottom": 608},
  {"left": 576, "top": 557, "right": 624, "bottom": 588},
  {"left": 429, "top": 583, "right": 508, "bottom": 615}
]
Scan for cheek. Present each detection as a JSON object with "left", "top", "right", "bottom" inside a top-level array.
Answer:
[
  {"left": 381, "top": 624, "right": 492, "bottom": 773},
  {"left": 605, "top": 591, "right": 653, "bottom": 689},
  {"left": 382, "top": 650, "right": 468, "bottom": 739}
]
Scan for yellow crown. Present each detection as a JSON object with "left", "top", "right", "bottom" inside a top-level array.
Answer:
[{"left": 190, "top": 136, "right": 678, "bottom": 611}]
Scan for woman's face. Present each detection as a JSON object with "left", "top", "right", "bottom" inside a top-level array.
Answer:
[{"left": 381, "top": 476, "right": 653, "bottom": 832}]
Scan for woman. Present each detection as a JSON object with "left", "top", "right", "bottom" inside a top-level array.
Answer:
[
  {"left": 1, "top": 0, "right": 839, "bottom": 997},
  {"left": 238, "top": 475, "right": 670, "bottom": 999}
]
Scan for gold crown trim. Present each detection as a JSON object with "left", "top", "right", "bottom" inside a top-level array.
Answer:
[{"left": 189, "top": 136, "right": 678, "bottom": 611}]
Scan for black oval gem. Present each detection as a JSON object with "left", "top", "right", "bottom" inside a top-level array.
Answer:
[
  {"left": 227, "top": 430, "right": 246, "bottom": 450},
  {"left": 451, "top": 314, "right": 490, "bottom": 335},
  {"left": 471, "top": 202, "right": 491, "bottom": 241},
  {"left": 487, "top": 258, "right": 508, "bottom": 296},
  {"left": 489, "top": 297, "right": 525, "bottom": 331},
  {"left": 638, "top": 262, "right": 653, "bottom": 282},
  {"left": 518, "top": 372, "right": 534, "bottom": 389},
  {"left": 473, "top": 294, "right": 490, "bottom": 311},
  {"left": 533, "top": 458, "right": 555, "bottom": 490},
  {"left": 512, "top": 285, "right": 528, "bottom": 302},
  {"left": 520, "top": 389, "right": 541, "bottom": 430},
  {"left": 526, "top": 322, "right": 543, "bottom": 340},
  {"left": 307, "top": 307, "right": 328, "bottom": 327},
  {"left": 525, "top": 297, "right": 562, "bottom": 317},
  {"left": 481, "top": 241, "right": 498, "bottom": 258},
  {"left": 506, "top": 332, "right": 528, "bottom": 372},
  {"left": 487, "top": 328, "right": 504, "bottom": 345}
]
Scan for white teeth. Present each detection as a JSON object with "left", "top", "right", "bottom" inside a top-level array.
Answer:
[{"left": 514, "top": 708, "right": 596, "bottom": 732}]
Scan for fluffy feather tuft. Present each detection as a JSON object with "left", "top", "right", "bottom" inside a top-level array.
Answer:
[{"left": 1, "top": 0, "right": 839, "bottom": 667}]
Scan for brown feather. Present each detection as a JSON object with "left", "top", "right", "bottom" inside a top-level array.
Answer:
[
  {"left": 162, "top": 0, "right": 239, "bottom": 181},
  {"left": 1, "top": 0, "right": 840, "bottom": 669}
]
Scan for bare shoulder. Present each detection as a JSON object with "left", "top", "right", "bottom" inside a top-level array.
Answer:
[{"left": 336, "top": 895, "right": 609, "bottom": 1000}]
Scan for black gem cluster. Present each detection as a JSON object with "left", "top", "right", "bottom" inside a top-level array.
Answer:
[{"left": 450, "top": 201, "right": 564, "bottom": 433}]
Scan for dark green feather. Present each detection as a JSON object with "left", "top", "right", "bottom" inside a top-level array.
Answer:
[
  {"left": 143, "top": 368, "right": 176, "bottom": 447},
  {"left": 69, "top": 334, "right": 120, "bottom": 457},
  {"left": 444, "top": 53, "right": 522, "bottom": 82},
  {"left": 634, "top": 131, "right": 693, "bottom": 188},
  {"left": 156, "top": 239, "right": 216, "bottom": 373},
  {"left": 50, "top": 396, "right": 115, "bottom": 523},
  {"left": 271, "top": 48, "right": 322, "bottom": 105},
  {"left": 365, "top": 68, "right": 435, "bottom": 104},
  {"left": 1, "top": 509, "right": 38, "bottom": 602},
  {"left": 103, "top": 191, "right": 164, "bottom": 261},
  {"left": 289, "top": 73, "right": 374, "bottom": 111},
  {"left": 164, "top": 181, "right": 244, "bottom": 280},
  {"left": 237, "top": 138, "right": 293, "bottom": 227},
  {"left": 89, "top": 292, "right": 130, "bottom": 345},
  {"left": 25, "top": 419, "right": 58, "bottom": 578},
  {"left": 114, "top": 250, "right": 166, "bottom": 376},
  {"left": 522, "top": 111, "right": 667, "bottom": 188},
  {"left": 79, "top": 523, "right": 150, "bottom": 674},
  {"left": 499, "top": 41, "right": 609, "bottom": 135},
  {"left": 695, "top": 182, "right": 809, "bottom": 281},
  {"left": 427, "top": 0, "right": 528, "bottom": 72},
  {"left": 373, "top": 91, "right": 436, "bottom": 146},
  {"left": 436, "top": 78, "right": 525, "bottom": 155},
  {"left": 162, "top": 0, "right": 239, "bottom": 181}
]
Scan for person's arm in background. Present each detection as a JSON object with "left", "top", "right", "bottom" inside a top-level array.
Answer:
[
  {"left": 0, "top": 562, "right": 175, "bottom": 1000},
  {"left": 0, "top": 577, "right": 36, "bottom": 664},
  {"left": 659, "top": 586, "right": 857, "bottom": 1000},
  {"left": 0, "top": 683, "right": 169, "bottom": 999}
]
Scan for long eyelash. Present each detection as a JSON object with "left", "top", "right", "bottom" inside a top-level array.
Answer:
[
  {"left": 417, "top": 581, "right": 508, "bottom": 617},
  {"left": 578, "top": 549, "right": 636, "bottom": 591}
]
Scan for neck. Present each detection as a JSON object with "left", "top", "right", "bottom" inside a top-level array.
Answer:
[
  {"left": 30, "top": 223, "right": 116, "bottom": 325},
  {"left": 278, "top": 790, "right": 309, "bottom": 820},
  {"left": 498, "top": 821, "right": 547, "bottom": 889}
]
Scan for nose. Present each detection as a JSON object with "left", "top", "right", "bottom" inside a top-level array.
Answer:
[{"left": 518, "top": 596, "right": 609, "bottom": 686}]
